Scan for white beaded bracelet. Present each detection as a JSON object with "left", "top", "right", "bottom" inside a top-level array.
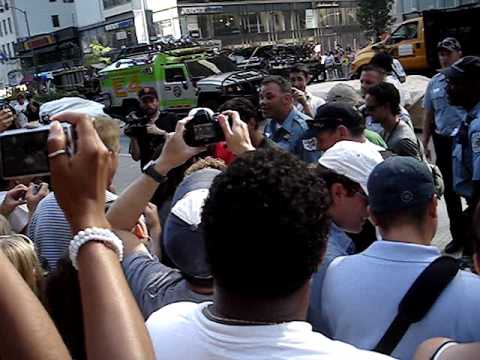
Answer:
[{"left": 69, "top": 227, "right": 124, "bottom": 270}]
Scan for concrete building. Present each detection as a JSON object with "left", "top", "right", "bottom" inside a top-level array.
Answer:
[
  {"left": 79, "top": 0, "right": 155, "bottom": 55},
  {"left": 0, "top": 0, "right": 76, "bottom": 87}
]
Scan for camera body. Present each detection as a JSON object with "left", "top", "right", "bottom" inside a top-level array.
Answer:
[
  {"left": 123, "top": 112, "right": 150, "bottom": 137},
  {"left": 183, "top": 109, "right": 228, "bottom": 147},
  {"left": 0, "top": 123, "right": 75, "bottom": 179}
]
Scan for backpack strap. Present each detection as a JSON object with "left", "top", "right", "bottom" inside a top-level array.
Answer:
[{"left": 373, "top": 256, "right": 460, "bottom": 355}]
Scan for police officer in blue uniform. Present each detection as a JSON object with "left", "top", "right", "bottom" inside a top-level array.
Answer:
[
  {"left": 422, "top": 38, "right": 466, "bottom": 254},
  {"left": 443, "top": 56, "right": 480, "bottom": 258},
  {"left": 260, "top": 76, "right": 312, "bottom": 155}
]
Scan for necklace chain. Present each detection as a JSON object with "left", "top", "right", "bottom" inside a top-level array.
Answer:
[{"left": 203, "top": 305, "right": 280, "bottom": 326}]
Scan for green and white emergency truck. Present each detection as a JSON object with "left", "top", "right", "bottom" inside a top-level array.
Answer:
[{"left": 99, "top": 46, "right": 263, "bottom": 114}]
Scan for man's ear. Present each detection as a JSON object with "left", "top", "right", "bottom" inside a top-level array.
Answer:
[
  {"left": 330, "top": 182, "right": 347, "bottom": 202},
  {"left": 368, "top": 206, "right": 379, "bottom": 226},
  {"left": 428, "top": 196, "right": 438, "bottom": 220},
  {"left": 337, "top": 125, "right": 350, "bottom": 138}
]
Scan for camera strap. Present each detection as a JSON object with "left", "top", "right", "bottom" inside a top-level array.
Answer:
[{"left": 373, "top": 256, "right": 459, "bottom": 355}]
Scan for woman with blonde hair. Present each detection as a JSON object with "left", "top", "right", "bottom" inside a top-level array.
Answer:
[{"left": 0, "top": 234, "right": 43, "bottom": 296}]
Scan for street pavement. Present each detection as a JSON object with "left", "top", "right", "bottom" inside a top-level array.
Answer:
[{"left": 112, "top": 135, "right": 452, "bottom": 252}]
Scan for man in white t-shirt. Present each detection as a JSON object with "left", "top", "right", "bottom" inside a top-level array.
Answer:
[
  {"left": 145, "top": 122, "right": 393, "bottom": 359},
  {"left": 289, "top": 63, "right": 325, "bottom": 118}
]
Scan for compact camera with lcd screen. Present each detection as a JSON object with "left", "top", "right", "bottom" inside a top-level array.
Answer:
[{"left": 0, "top": 123, "right": 75, "bottom": 179}]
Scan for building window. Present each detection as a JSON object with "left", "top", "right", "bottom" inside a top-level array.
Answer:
[
  {"left": 6, "top": 43, "right": 10, "bottom": 58},
  {"left": 2, "top": 20, "right": 6, "bottom": 35},
  {"left": 63, "top": 0, "right": 74, "bottom": 2},
  {"left": 7, "top": 18, "right": 11, "bottom": 34},
  {"left": 50, "top": 0, "right": 57, "bottom": 2},
  {"left": 11, "top": 41, "right": 14, "bottom": 56},
  {"left": 52, "top": 15, "right": 60, "bottom": 27},
  {"left": 1, "top": 45, "right": 5, "bottom": 57},
  {"left": 103, "top": 0, "right": 131, "bottom": 10},
  {"left": 0, "top": 23, "right": 3, "bottom": 37}
]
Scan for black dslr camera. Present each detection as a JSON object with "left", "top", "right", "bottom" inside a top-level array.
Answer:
[
  {"left": 184, "top": 109, "right": 230, "bottom": 147},
  {"left": 123, "top": 112, "right": 149, "bottom": 137}
]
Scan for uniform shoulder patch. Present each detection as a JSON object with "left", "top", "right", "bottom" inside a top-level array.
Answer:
[
  {"left": 471, "top": 132, "right": 480, "bottom": 153},
  {"left": 302, "top": 137, "right": 317, "bottom": 151}
]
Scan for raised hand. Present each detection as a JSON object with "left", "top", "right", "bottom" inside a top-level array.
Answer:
[
  {"left": 218, "top": 110, "right": 255, "bottom": 155},
  {"left": 48, "top": 113, "right": 110, "bottom": 234}
]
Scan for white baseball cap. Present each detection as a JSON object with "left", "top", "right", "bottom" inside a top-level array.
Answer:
[{"left": 318, "top": 140, "right": 384, "bottom": 195}]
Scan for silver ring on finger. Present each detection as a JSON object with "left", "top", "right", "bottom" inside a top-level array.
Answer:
[{"left": 47, "top": 149, "right": 67, "bottom": 159}]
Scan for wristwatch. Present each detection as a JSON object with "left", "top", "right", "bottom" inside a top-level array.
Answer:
[{"left": 142, "top": 161, "right": 167, "bottom": 183}]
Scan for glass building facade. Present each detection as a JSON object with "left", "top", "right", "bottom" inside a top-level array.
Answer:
[{"left": 173, "top": 0, "right": 363, "bottom": 49}]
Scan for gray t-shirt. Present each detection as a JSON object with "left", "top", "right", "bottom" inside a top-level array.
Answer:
[
  {"left": 382, "top": 121, "right": 422, "bottom": 159},
  {"left": 123, "top": 251, "right": 213, "bottom": 320}
]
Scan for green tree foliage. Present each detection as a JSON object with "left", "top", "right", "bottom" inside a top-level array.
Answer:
[
  {"left": 83, "top": 41, "right": 112, "bottom": 66},
  {"left": 357, "top": 0, "right": 395, "bottom": 39}
]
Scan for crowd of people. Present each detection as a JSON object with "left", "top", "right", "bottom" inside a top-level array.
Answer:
[{"left": 0, "top": 35, "right": 478, "bottom": 360}]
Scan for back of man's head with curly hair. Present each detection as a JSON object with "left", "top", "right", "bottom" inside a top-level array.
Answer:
[{"left": 201, "top": 148, "right": 331, "bottom": 297}]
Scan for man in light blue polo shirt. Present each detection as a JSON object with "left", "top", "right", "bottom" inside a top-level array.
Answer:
[
  {"left": 422, "top": 37, "right": 466, "bottom": 254},
  {"left": 308, "top": 140, "right": 383, "bottom": 330},
  {"left": 441, "top": 56, "right": 480, "bottom": 264},
  {"left": 261, "top": 76, "right": 312, "bottom": 154},
  {"left": 318, "top": 156, "right": 480, "bottom": 360}
]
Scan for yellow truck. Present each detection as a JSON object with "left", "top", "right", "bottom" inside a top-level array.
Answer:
[{"left": 351, "top": 4, "right": 480, "bottom": 77}]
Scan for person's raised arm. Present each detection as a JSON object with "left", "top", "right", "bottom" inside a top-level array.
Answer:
[
  {"left": 48, "top": 113, "right": 155, "bottom": 360},
  {"left": 107, "top": 117, "right": 205, "bottom": 237},
  {"left": 107, "top": 112, "right": 254, "bottom": 253}
]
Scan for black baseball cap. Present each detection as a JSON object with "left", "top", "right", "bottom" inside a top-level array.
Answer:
[
  {"left": 368, "top": 156, "right": 435, "bottom": 213},
  {"left": 441, "top": 56, "right": 480, "bottom": 80},
  {"left": 437, "top": 37, "right": 462, "bottom": 53},
  {"left": 138, "top": 86, "right": 158, "bottom": 100},
  {"left": 306, "top": 102, "right": 365, "bottom": 135}
]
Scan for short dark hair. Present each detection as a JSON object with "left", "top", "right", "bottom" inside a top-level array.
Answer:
[
  {"left": 217, "top": 97, "right": 263, "bottom": 126},
  {"left": 371, "top": 204, "right": 430, "bottom": 232},
  {"left": 261, "top": 75, "right": 292, "bottom": 94},
  {"left": 202, "top": 148, "right": 331, "bottom": 297},
  {"left": 314, "top": 165, "right": 361, "bottom": 197},
  {"left": 290, "top": 63, "right": 310, "bottom": 77},
  {"left": 370, "top": 52, "right": 394, "bottom": 73},
  {"left": 361, "top": 64, "right": 386, "bottom": 77},
  {"left": 366, "top": 82, "right": 401, "bottom": 115}
]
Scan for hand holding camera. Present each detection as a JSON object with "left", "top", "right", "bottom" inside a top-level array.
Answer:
[
  {"left": 154, "top": 117, "right": 206, "bottom": 175},
  {"left": 0, "top": 109, "right": 13, "bottom": 133},
  {"left": 25, "top": 182, "right": 49, "bottom": 214},
  {"left": 183, "top": 108, "right": 255, "bottom": 155},
  {"left": 217, "top": 111, "right": 255, "bottom": 155},
  {"left": 0, "top": 184, "right": 28, "bottom": 217},
  {"left": 48, "top": 113, "right": 110, "bottom": 234},
  {"left": 146, "top": 124, "right": 167, "bottom": 137}
]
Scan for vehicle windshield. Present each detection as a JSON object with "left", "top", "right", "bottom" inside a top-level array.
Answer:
[{"left": 186, "top": 55, "right": 237, "bottom": 78}]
